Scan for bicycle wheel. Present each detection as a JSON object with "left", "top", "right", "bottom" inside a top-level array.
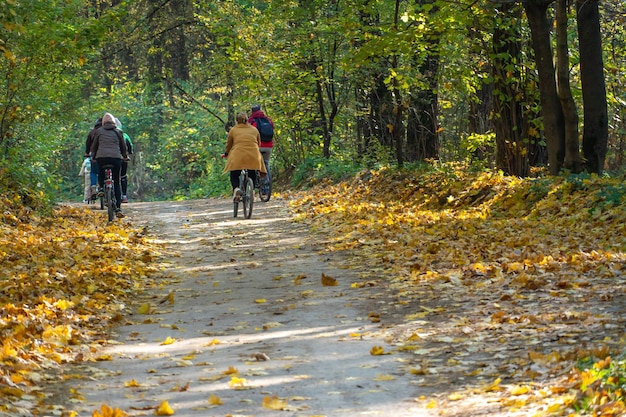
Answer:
[
  {"left": 233, "top": 201, "right": 239, "bottom": 217},
  {"left": 105, "top": 187, "right": 115, "bottom": 221},
  {"left": 243, "top": 177, "right": 254, "bottom": 219},
  {"left": 100, "top": 194, "right": 104, "bottom": 210},
  {"left": 259, "top": 172, "right": 272, "bottom": 202}
]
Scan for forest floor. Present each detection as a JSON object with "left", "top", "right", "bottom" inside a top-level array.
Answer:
[
  {"left": 42, "top": 183, "right": 625, "bottom": 417},
  {"left": 1, "top": 169, "right": 622, "bottom": 416},
  {"left": 48, "top": 197, "right": 442, "bottom": 417}
]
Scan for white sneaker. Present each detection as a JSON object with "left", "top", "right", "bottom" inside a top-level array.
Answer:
[{"left": 233, "top": 187, "right": 242, "bottom": 202}]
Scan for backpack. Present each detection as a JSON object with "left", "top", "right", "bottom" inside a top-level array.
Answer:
[{"left": 255, "top": 117, "right": 274, "bottom": 143}]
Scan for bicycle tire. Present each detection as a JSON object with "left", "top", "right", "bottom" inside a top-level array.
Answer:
[
  {"left": 106, "top": 187, "right": 115, "bottom": 221},
  {"left": 233, "top": 201, "right": 238, "bottom": 217},
  {"left": 243, "top": 177, "right": 254, "bottom": 219},
  {"left": 100, "top": 194, "right": 104, "bottom": 210},
  {"left": 259, "top": 172, "right": 272, "bottom": 202}
]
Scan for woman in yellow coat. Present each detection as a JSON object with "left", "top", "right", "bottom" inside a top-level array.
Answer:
[{"left": 223, "top": 112, "right": 267, "bottom": 201}]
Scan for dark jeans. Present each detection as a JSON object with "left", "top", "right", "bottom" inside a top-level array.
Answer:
[
  {"left": 230, "top": 170, "right": 258, "bottom": 190},
  {"left": 121, "top": 160, "right": 129, "bottom": 196},
  {"left": 97, "top": 158, "right": 123, "bottom": 211}
]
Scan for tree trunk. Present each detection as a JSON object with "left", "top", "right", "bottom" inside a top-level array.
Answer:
[
  {"left": 492, "top": 3, "right": 528, "bottom": 176},
  {"left": 524, "top": 0, "right": 565, "bottom": 175},
  {"left": 576, "top": 0, "right": 608, "bottom": 175},
  {"left": 406, "top": 0, "right": 440, "bottom": 162},
  {"left": 556, "top": 0, "right": 582, "bottom": 173}
]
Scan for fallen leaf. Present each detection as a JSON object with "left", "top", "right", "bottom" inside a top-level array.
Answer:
[
  {"left": 154, "top": 400, "right": 175, "bottom": 415},
  {"left": 262, "top": 395, "right": 288, "bottom": 410},
  {"left": 124, "top": 379, "right": 141, "bottom": 387},
  {"left": 208, "top": 394, "right": 223, "bottom": 405},
  {"left": 160, "top": 337, "right": 176, "bottom": 345},
  {"left": 321, "top": 273, "right": 338, "bottom": 286}
]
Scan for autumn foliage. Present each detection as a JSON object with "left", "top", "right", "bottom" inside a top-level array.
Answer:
[
  {"left": 291, "top": 165, "right": 626, "bottom": 415},
  {"left": 0, "top": 193, "right": 160, "bottom": 413}
]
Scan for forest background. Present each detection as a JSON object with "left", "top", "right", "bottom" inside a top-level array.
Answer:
[
  {"left": 1, "top": 1, "right": 626, "bottom": 415},
  {"left": 0, "top": 0, "right": 625, "bottom": 204}
]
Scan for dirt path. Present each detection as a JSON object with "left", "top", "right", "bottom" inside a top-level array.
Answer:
[{"left": 63, "top": 197, "right": 437, "bottom": 416}]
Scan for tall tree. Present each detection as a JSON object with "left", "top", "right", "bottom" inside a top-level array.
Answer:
[
  {"left": 406, "top": 0, "right": 441, "bottom": 162},
  {"left": 576, "top": 0, "right": 608, "bottom": 175},
  {"left": 492, "top": 3, "right": 529, "bottom": 176},
  {"left": 524, "top": 0, "right": 566, "bottom": 175},
  {"left": 555, "top": 0, "right": 582, "bottom": 173}
]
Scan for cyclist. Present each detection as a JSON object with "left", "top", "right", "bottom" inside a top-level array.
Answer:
[
  {"left": 89, "top": 113, "right": 129, "bottom": 218},
  {"left": 248, "top": 104, "right": 274, "bottom": 180},
  {"left": 114, "top": 117, "right": 134, "bottom": 203},
  {"left": 222, "top": 112, "right": 267, "bottom": 202},
  {"left": 84, "top": 117, "right": 102, "bottom": 200}
]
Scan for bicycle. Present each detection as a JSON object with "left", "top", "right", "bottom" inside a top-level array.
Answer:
[
  {"left": 233, "top": 169, "right": 254, "bottom": 219},
  {"left": 258, "top": 160, "right": 272, "bottom": 202},
  {"left": 101, "top": 164, "right": 117, "bottom": 221}
]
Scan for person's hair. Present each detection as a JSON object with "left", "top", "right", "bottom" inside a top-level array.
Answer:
[
  {"left": 236, "top": 112, "right": 248, "bottom": 124},
  {"left": 251, "top": 104, "right": 261, "bottom": 112}
]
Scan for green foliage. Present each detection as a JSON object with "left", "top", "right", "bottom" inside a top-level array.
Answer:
[
  {"left": 2, "top": 0, "right": 625, "bottom": 203},
  {"left": 575, "top": 353, "right": 626, "bottom": 414},
  {"left": 291, "top": 156, "right": 365, "bottom": 188},
  {"left": 461, "top": 132, "right": 496, "bottom": 154}
]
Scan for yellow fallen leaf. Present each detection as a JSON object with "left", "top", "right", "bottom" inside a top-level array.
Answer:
[
  {"left": 370, "top": 346, "right": 389, "bottom": 355},
  {"left": 204, "top": 338, "right": 221, "bottom": 346},
  {"left": 124, "top": 379, "right": 141, "bottom": 387},
  {"left": 137, "top": 303, "right": 151, "bottom": 314},
  {"left": 160, "top": 337, "right": 176, "bottom": 345},
  {"left": 321, "top": 273, "right": 338, "bottom": 286},
  {"left": 222, "top": 366, "right": 239, "bottom": 375},
  {"left": 263, "top": 395, "right": 288, "bottom": 410},
  {"left": 92, "top": 404, "right": 128, "bottom": 417},
  {"left": 255, "top": 298, "right": 267, "bottom": 303},
  {"left": 293, "top": 274, "right": 307, "bottom": 285},
  {"left": 483, "top": 377, "right": 502, "bottom": 392},
  {"left": 448, "top": 392, "right": 464, "bottom": 401},
  {"left": 510, "top": 385, "right": 530, "bottom": 395},
  {"left": 228, "top": 376, "right": 248, "bottom": 389},
  {"left": 159, "top": 291, "right": 174, "bottom": 305},
  {"left": 373, "top": 374, "right": 396, "bottom": 381},
  {"left": 154, "top": 400, "right": 175, "bottom": 415},
  {"left": 208, "top": 393, "right": 223, "bottom": 405}
]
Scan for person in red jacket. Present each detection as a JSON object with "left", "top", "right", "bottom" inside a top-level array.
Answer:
[{"left": 248, "top": 104, "right": 274, "bottom": 179}]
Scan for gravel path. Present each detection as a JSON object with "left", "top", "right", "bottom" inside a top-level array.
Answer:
[{"left": 62, "top": 197, "right": 434, "bottom": 417}]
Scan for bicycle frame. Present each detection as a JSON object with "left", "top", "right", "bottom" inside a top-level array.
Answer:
[
  {"left": 233, "top": 169, "right": 254, "bottom": 219},
  {"left": 102, "top": 165, "right": 116, "bottom": 221}
]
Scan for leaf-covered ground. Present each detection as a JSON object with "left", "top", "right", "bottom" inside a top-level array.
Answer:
[
  {"left": 1, "top": 167, "right": 625, "bottom": 416},
  {"left": 0, "top": 193, "right": 162, "bottom": 414},
  {"left": 290, "top": 167, "right": 626, "bottom": 416}
]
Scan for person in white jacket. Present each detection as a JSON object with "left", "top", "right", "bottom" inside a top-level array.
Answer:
[{"left": 79, "top": 157, "right": 92, "bottom": 203}]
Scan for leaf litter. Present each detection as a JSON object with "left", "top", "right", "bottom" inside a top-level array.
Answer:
[
  {"left": 1, "top": 168, "right": 625, "bottom": 416},
  {"left": 290, "top": 168, "right": 626, "bottom": 416}
]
